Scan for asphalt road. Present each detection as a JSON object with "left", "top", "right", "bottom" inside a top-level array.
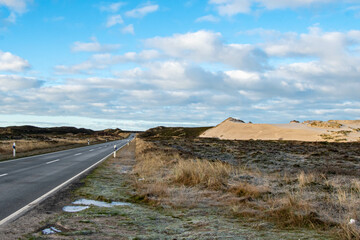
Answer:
[{"left": 0, "top": 134, "right": 135, "bottom": 224}]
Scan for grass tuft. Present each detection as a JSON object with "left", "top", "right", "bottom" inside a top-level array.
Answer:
[
  {"left": 339, "top": 222, "right": 360, "bottom": 240},
  {"left": 297, "top": 171, "right": 316, "bottom": 188},
  {"left": 229, "top": 182, "right": 268, "bottom": 199},
  {"left": 172, "top": 159, "right": 232, "bottom": 190}
]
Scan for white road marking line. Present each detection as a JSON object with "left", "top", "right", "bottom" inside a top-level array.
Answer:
[
  {"left": 0, "top": 173, "right": 8, "bottom": 177},
  {"left": 89, "top": 149, "right": 94, "bottom": 152},
  {"left": 46, "top": 159, "right": 60, "bottom": 165},
  {"left": 74, "top": 153, "right": 82, "bottom": 156}
]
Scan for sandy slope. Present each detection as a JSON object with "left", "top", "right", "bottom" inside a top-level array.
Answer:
[{"left": 200, "top": 118, "right": 360, "bottom": 142}]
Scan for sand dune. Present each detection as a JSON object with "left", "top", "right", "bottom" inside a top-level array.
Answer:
[{"left": 200, "top": 118, "right": 360, "bottom": 142}]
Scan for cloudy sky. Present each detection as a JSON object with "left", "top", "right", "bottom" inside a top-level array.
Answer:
[{"left": 0, "top": 0, "right": 360, "bottom": 130}]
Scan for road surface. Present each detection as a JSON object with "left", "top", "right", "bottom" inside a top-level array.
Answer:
[{"left": 0, "top": 134, "right": 135, "bottom": 224}]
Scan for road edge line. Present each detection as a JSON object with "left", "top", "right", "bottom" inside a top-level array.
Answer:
[{"left": 0, "top": 137, "right": 134, "bottom": 226}]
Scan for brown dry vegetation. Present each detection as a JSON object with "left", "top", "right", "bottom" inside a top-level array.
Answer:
[
  {"left": 0, "top": 138, "right": 83, "bottom": 153},
  {"left": 304, "top": 120, "right": 343, "bottom": 128},
  {"left": 134, "top": 127, "right": 360, "bottom": 239},
  {"left": 0, "top": 126, "right": 130, "bottom": 161}
]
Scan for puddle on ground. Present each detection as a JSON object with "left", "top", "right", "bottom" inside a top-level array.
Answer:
[
  {"left": 63, "top": 205, "right": 90, "bottom": 212},
  {"left": 111, "top": 201, "right": 132, "bottom": 206},
  {"left": 42, "top": 227, "right": 62, "bottom": 235},
  {"left": 72, "top": 199, "right": 132, "bottom": 207},
  {"left": 63, "top": 199, "right": 131, "bottom": 213}
]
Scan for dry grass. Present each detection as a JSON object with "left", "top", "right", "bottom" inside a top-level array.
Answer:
[
  {"left": 134, "top": 139, "right": 271, "bottom": 210},
  {"left": 305, "top": 120, "right": 343, "bottom": 128},
  {"left": 229, "top": 182, "right": 268, "bottom": 199},
  {"left": 133, "top": 139, "right": 234, "bottom": 206},
  {"left": 139, "top": 182, "right": 170, "bottom": 199},
  {"left": 297, "top": 171, "right": 316, "bottom": 188},
  {"left": 282, "top": 172, "right": 293, "bottom": 185},
  {"left": 134, "top": 139, "right": 181, "bottom": 179},
  {"left": 172, "top": 159, "right": 232, "bottom": 190},
  {"left": 133, "top": 137, "right": 360, "bottom": 239},
  {"left": 337, "top": 188, "right": 348, "bottom": 206},
  {"left": 265, "top": 192, "right": 320, "bottom": 228},
  {"left": 0, "top": 138, "right": 87, "bottom": 156},
  {"left": 352, "top": 180, "right": 360, "bottom": 194},
  {"left": 339, "top": 223, "right": 360, "bottom": 240},
  {"left": 320, "top": 134, "right": 335, "bottom": 140}
]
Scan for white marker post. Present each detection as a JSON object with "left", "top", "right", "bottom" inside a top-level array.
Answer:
[
  {"left": 113, "top": 144, "right": 117, "bottom": 158},
  {"left": 88, "top": 139, "right": 90, "bottom": 145},
  {"left": 12, "top": 142, "right": 16, "bottom": 157}
]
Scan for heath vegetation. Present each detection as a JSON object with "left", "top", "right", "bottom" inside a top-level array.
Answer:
[{"left": 133, "top": 126, "right": 360, "bottom": 239}]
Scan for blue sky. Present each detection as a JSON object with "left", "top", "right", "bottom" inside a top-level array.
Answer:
[{"left": 0, "top": 0, "right": 360, "bottom": 130}]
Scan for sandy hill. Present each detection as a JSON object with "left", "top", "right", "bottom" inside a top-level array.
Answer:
[{"left": 200, "top": 118, "right": 360, "bottom": 142}]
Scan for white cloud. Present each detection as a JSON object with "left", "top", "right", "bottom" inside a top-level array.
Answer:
[
  {"left": 58, "top": 30, "right": 268, "bottom": 73},
  {"left": 0, "top": 0, "right": 32, "bottom": 23},
  {"left": 55, "top": 59, "right": 107, "bottom": 75},
  {"left": 264, "top": 60, "right": 360, "bottom": 98},
  {"left": 0, "top": 50, "right": 30, "bottom": 72},
  {"left": 209, "top": 0, "right": 252, "bottom": 16},
  {"left": 208, "top": 0, "right": 340, "bottom": 16},
  {"left": 5, "top": 12, "right": 16, "bottom": 23},
  {"left": 146, "top": 31, "right": 222, "bottom": 60},
  {"left": 348, "top": 30, "right": 360, "bottom": 41},
  {"left": 55, "top": 50, "right": 160, "bottom": 74},
  {"left": 122, "top": 24, "right": 134, "bottom": 35},
  {"left": 106, "top": 14, "right": 123, "bottom": 27},
  {"left": 0, "top": 0, "right": 31, "bottom": 13},
  {"left": 125, "top": 4, "right": 159, "bottom": 18},
  {"left": 145, "top": 30, "right": 268, "bottom": 71},
  {"left": 259, "top": 27, "right": 360, "bottom": 68},
  {"left": 46, "top": 27, "right": 360, "bottom": 126},
  {"left": 0, "top": 75, "right": 41, "bottom": 91},
  {"left": 61, "top": 60, "right": 223, "bottom": 93},
  {"left": 224, "top": 70, "right": 260, "bottom": 87},
  {"left": 100, "top": 2, "right": 125, "bottom": 12},
  {"left": 72, "top": 38, "right": 120, "bottom": 52},
  {"left": 126, "top": 61, "right": 223, "bottom": 90},
  {"left": 195, "top": 14, "right": 220, "bottom": 22},
  {"left": 256, "top": 0, "right": 335, "bottom": 9}
]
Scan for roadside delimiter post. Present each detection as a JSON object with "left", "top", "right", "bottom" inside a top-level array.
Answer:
[
  {"left": 114, "top": 144, "right": 117, "bottom": 158},
  {"left": 12, "top": 142, "right": 16, "bottom": 157}
]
